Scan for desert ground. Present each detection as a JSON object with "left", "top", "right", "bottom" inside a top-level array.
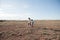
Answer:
[{"left": 0, "top": 20, "right": 60, "bottom": 40}]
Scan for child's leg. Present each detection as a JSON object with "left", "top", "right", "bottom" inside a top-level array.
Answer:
[
  {"left": 28, "top": 23, "right": 31, "bottom": 27},
  {"left": 31, "top": 22, "right": 33, "bottom": 27}
]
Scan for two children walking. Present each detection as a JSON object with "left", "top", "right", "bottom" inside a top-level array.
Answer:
[{"left": 28, "top": 17, "right": 34, "bottom": 27}]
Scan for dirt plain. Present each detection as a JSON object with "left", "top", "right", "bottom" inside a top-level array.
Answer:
[{"left": 0, "top": 20, "right": 60, "bottom": 40}]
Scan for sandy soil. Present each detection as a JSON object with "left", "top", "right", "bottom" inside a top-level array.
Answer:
[{"left": 0, "top": 20, "right": 60, "bottom": 40}]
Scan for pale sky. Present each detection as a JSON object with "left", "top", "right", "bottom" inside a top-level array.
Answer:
[{"left": 0, "top": 0, "right": 60, "bottom": 20}]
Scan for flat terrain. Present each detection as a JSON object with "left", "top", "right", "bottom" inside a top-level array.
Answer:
[{"left": 0, "top": 20, "right": 60, "bottom": 40}]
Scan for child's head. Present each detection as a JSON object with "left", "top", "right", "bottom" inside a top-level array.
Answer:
[
  {"left": 28, "top": 17, "right": 30, "bottom": 20},
  {"left": 31, "top": 19, "right": 33, "bottom": 21}
]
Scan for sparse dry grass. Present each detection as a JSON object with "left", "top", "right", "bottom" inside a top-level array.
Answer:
[{"left": 0, "top": 20, "right": 60, "bottom": 40}]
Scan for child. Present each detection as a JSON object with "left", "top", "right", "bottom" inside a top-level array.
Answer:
[{"left": 28, "top": 17, "right": 34, "bottom": 27}]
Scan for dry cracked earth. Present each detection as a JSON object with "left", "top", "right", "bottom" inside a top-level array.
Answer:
[{"left": 0, "top": 20, "right": 60, "bottom": 40}]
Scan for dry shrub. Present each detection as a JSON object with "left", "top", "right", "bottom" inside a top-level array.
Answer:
[{"left": 0, "top": 20, "right": 6, "bottom": 22}]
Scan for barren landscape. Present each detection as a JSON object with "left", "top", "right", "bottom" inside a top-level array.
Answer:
[{"left": 0, "top": 20, "right": 60, "bottom": 40}]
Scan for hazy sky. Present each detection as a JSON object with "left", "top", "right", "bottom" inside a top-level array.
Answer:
[{"left": 0, "top": 0, "right": 60, "bottom": 20}]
